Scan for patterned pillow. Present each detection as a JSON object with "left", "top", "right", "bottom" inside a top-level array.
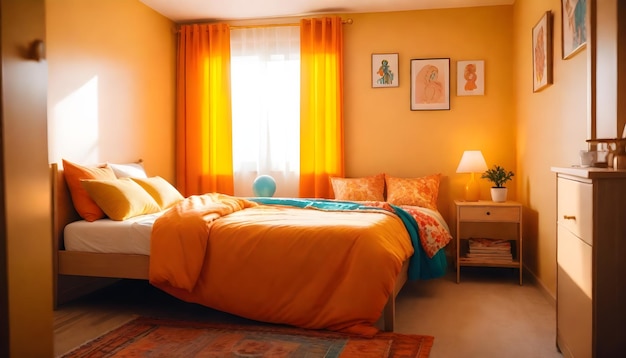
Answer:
[
  {"left": 330, "top": 173, "right": 385, "bottom": 201},
  {"left": 385, "top": 174, "right": 442, "bottom": 210}
]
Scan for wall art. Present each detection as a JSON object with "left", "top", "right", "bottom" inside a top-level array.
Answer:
[
  {"left": 532, "top": 11, "right": 553, "bottom": 92},
  {"left": 372, "top": 53, "right": 399, "bottom": 88},
  {"left": 410, "top": 58, "right": 450, "bottom": 110},
  {"left": 457, "top": 60, "right": 485, "bottom": 96},
  {"left": 561, "top": 0, "right": 587, "bottom": 59}
]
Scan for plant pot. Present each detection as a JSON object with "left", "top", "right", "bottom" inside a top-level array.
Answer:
[{"left": 490, "top": 187, "right": 508, "bottom": 202}]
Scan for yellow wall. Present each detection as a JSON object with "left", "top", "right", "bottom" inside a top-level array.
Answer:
[
  {"left": 46, "top": 0, "right": 176, "bottom": 182},
  {"left": 343, "top": 6, "right": 515, "bottom": 222},
  {"left": 45, "top": 0, "right": 586, "bottom": 301},
  {"left": 345, "top": 1, "right": 590, "bottom": 299},
  {"left": 44, "top": 3, "right": 517, "bottom": 230},
  {"left": 513, "top": 0, "right": 588, "bottom": 298}
]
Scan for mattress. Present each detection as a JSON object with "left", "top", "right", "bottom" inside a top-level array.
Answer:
[
  {"left": 63, "top": 211, "right": 165, "bottom": 255},
  {"left": 63, "top": 202, "right": 451, "bottom": 258}
]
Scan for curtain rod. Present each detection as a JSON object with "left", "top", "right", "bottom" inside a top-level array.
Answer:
[
  {"left": 175, "top": 18, "right": 353, "bottom": 32},
  {"left": 231, "top": 18, "right": 352, "bottom": 29}
]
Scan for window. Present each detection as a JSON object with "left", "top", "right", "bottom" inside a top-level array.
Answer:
[{"left": 230, "top": 26, "right": 300, "bottom": 197}]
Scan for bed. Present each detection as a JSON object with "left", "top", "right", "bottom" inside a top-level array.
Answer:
[{"left": 52, "top": 162, "right": 451, "bottom": 335}]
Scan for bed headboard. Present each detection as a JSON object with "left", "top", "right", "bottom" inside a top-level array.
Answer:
[
  {"left": 50, "top": 162, "right": 80, "bottom": 252},
  {"left": 50, "top": 163, "right": 127, "bottom": 309}
]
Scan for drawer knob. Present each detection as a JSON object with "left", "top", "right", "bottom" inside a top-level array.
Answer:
[
  {"left": 486, "top": 211, "right": 491, "bottom": 215},
  {"left": 563, "top": 215, "right": 576, "bottom": 220}
]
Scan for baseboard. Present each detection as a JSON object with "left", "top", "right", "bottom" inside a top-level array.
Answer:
[{"left": 523, "top": 266, "right": 556, "bottom": 308}]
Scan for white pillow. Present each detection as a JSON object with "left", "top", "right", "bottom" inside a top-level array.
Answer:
[{"left": 107, "top": 161, "right": 148, "bottom": 179}]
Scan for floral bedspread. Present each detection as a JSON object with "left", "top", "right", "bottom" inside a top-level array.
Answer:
[
  {"left": 397, "top": 205, "right": 452, "bottom": 257},
  {"left": 347, "top": 200, "right": 452, "bottom": 258}
]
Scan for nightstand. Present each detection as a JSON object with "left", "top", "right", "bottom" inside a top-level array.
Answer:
[{"left": 454, "top": 200, "right": 523, "bottom": 285}]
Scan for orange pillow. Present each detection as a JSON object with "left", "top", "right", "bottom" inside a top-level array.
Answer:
[
  {"left": 385, "top": 174, "right": 442, "bottom": 210},
  {"left": 330, "top": 173, "right": 385, "bottom": 201},
  {"left": 62, "top": 159, "right": 117, "bottom": 221}
]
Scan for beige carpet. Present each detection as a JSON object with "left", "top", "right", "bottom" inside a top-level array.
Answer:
[{"left": 55, "top": 268, "right": 563, "bottom": 358}]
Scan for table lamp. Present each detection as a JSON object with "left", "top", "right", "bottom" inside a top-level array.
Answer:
[{"left": 456, "top": 150, "right": 488, "bottom": 201}]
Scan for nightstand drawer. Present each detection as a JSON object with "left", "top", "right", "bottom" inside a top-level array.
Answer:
[{"left": 459, "top": 206, "right": 520, "bottom": 222}]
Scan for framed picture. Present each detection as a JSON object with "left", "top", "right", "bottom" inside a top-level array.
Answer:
[
  {"left": 532, "top": 11, "right": 553, "bottom": 92},
  {"left": 410, "top": 58, "right": 450, "bottom": 110},
  {"left": 457, "top": 60, "right": 485, "bottom": 96},
  {"left": 371, "top": 53, "right": 399, "bottom": 88},
  {"left": 561, "top": 0, "right": 587, "bottom": 59}
]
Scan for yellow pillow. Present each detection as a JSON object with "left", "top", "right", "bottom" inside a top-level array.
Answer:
[
  {"left": 80, "top": 178, "right": 161, "bottom": 221},
  {"left": 131, "top": 176, "right": 184, "bottom": 210},
  {"left": 62, "top": 159, "right": 117, "bottom": 222},
  {"left": 385, "top": 174, "right": 442, "bottom": 210},
  {"left": 330, "top": 173, "right": 385, "bottom": 201}
]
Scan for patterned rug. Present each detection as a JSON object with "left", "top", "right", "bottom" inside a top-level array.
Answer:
[{"left": 61, "top": 317, "right": 434, "bottom": 357}]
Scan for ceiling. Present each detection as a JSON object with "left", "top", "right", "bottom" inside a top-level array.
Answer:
[{"left": 139, "top": 0, "right": 514, "bottom": 23}]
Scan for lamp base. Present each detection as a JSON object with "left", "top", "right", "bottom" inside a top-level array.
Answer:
[{"left": 464, "top": 174, "right": 480, "bottom": 201}]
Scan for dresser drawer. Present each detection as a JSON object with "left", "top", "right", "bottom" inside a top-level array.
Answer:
[
  {"left": 557, "top": 224, "right": 592, "bottom": 358},
  {"left": 557, "top": 177, "right": 592, "bottom": 245},
  {"left": 458, "top": 206, "right": 520, "bottom": 222},
  {"left": 557, "top": 225, "right": 592, "bottom": 298}
]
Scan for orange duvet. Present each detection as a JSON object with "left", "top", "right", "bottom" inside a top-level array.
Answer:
[{"left": 149, "top": 193, "right": 414, "bottom": 336}]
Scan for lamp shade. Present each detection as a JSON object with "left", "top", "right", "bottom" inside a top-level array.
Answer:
[{"left": 456, "top": 150, "right": 488, "bottom": 173}]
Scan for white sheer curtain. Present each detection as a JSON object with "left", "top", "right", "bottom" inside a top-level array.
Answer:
[{"left": 230, "top": 26, "right": 300, "bottom": 197}]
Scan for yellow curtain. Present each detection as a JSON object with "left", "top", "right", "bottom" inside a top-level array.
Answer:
[
  {"left": 299, "top": 17, "right": 345, "bottom": 198},
  {"left": 176, "top": 23, "right": 234, "bottom": 196}
]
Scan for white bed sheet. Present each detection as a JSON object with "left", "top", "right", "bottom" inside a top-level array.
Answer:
[{"left": 63, "top": 212, "right": 165, "bottom": 255}]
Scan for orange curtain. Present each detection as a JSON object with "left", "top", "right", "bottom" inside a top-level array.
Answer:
[
  {"left": 176, "top": 23, "right": 234, "bottom": 196},
  {"left": 299, "top": 17, "right": 345, "bottom": 199}
]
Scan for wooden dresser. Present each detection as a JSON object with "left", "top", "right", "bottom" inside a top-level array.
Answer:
[{"left": 552, "top": 167, "right": 626, "bottom": 358}]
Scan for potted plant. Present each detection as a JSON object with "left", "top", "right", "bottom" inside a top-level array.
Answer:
[{"left": 481, "top": 165, "right": 514, "bottom": 202}]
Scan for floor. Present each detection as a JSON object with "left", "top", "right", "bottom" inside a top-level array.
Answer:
[
  {"left": 395, "top": 268, "right": 562, "bottom": 358},
  {"left": 54, "top": 267, "right": 563, "bottom": 358}
]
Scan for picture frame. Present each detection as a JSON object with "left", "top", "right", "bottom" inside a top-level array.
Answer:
[
  {"left": 371, "top": 53, "right": 399, "bottom": 88},
  {"left": 532, "top": 11, "right": 553, "bottom": 92},
  {"left": 410, "top": 58, "right": 450, "bottom": 110},
  {"left": 561, "top": 0, "right": 587, "bottom": 59},
  {"left": 457, "top": 60, "right": 485, "bottom": 96}
]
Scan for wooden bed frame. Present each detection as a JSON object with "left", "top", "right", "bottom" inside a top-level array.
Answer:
[{"left": 51, "top": 163, "right": 408, "bottom": 331}]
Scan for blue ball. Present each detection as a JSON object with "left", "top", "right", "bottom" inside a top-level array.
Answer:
[{"left": 252, "top": 175, "right": 276, "bottom": 197}]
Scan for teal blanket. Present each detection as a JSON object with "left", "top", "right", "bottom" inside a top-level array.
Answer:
[{"left": 249, "top": 197, "right": 447, "bottom": 280}]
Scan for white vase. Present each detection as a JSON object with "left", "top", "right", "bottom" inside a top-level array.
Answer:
[{"left": 490, "top": 187, "right": 508, "bottom": 202}]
